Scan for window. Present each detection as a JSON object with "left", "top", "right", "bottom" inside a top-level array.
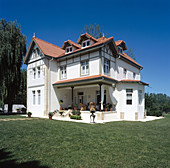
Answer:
[
  {"left": 37, "top": 90, "right": 41, "bottom": 105},
  {"left": 104, "top": 59, "right": 110, "bottom": 74},
  {"left": 37, "top": 67, "right": 40, "bottom": 78},
  {"left": 32, "top": 49, "right": 36, "bottom": 58},
  {"left": 138, "top": 90, "right": 142, "bottom": 105},
  {"left": 66, "top": 46, "right": 73, "bottom": 53},
  {"left": 82, "top": 39, "right": 90, "bottom": 48},
  {"left": 32, "top": 91, "right": 36, "bottom": 105},
  {"left": 118, "top": 46, "right": 123, "bottom": 54},
  {"left": 33, "top": 68, "right": 36, "bottom": 79},
  {"left": 81, "top": 60, "right": 89, "bottom": 75},
  {"left": 60, "top": 66, "right": 66, "bottom": 79},
  {"left": 123, "top": 68, "right": 127, "bottom": 78},
  {"left": 126, "top": 89, "right": 133, "bottom": 105},
  {"left": 133, "top": 72, "right": 136, "bottom": 79}
]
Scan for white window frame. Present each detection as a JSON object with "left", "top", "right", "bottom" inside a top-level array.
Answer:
[
  {"left": 60, "top": 66, "right": 67, "bottom": 79},
  {"left": 33, "top": 68, "right": 36, "bottom": 79},
  {"left": 37, "top": 90, "right": 41, "bottom": 105},
  {"left": 123, "top": 68, "right": 127, "bottom": 79},
  {"left": 126, "top": 89, "right": 133, "bottom": 105},
  {"left": 65, "top": 46, "right": 73, "bottom": 53},
  {"left": 118, "top": 46, "right": 123, "bottom": 54},
  {"left": 81, "top": 60, "right": 89, "bottom": 75},
  {"left": 82, "top": 39, "right": 90, "bottom": 48},
  {"left": 104, "top": 59, "right": 110, "bottom": 74},
  {"left": 37, "top": 67, "right": 40, "bottom": 78},
  {"left": 32, "top": 91, "right": 36, "bottom": 105}
]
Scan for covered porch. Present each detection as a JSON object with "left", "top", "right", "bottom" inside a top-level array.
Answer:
[{"left": 53, "top": 75, "right": 118, "bottom": 120}]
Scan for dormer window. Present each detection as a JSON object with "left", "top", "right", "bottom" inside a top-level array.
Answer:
[
  {"left": 65, "top": 46, "right": 72, "bottom": 53},
  {"left": 118, "top": 46, "right": 123, "bottom": 54},
  {"left": 82, "top": 39, "right": 90, "bottom": 48}
]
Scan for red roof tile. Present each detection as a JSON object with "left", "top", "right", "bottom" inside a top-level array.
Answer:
[
  {"left": 61, "top": 40, "right": 81, "bottom": 49},
  {"left": 120, "top": 52, "right": 143, "bottom": 68},
  {"left": 53, "top": 74, "right": 148, "bottom": 86},
  {"left": 54, "top": 74, "right": 116, "bottom": 85},
  {"left": 33, "top": 37, "right": 64, "bottom": 57},
  {"left": 56, "top": 37, "right": 114, "bottom": 58},
  {"left": 77, "top": 33, "right": 98, "bottom": 44},
  {"left": 119, "top": 79, "right": 149, "bottom": 85}
]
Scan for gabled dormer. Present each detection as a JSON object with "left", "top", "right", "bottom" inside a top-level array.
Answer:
[
  {"left": 77, "top": 33, "right": 98, "bottom": 48},
  {"left": 61, "top": 40, "right": 81, "bottom": 54},
  {"left": 115, "top": 40, "right": 127, "bottom": 54}
]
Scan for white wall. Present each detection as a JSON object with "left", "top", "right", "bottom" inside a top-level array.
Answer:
[
  {"left": 115, "top": 83, "right": 145, "bottom": 120},
  {"left": 57, "top": 51, "right": 100, "bottom": 81},
  {"left": 27, "top": 45, "right": 45, "bottom": 116},
  {"left": 116, "top": 59, "right": 141, "bottom": 80},
  {"left": 27, "top": 86, "right": 44, "bottom": 117}
]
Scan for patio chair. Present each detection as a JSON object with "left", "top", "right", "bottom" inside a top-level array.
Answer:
[
  {"left": 80, "top": 103, "right": 87, "bottom": 111},
  {"left": 89, "top": 102, "right": 96, "bottom": 111}
]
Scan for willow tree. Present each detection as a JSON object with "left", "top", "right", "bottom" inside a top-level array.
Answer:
[{"left": 0, "top": 19, "right": 26, "bottom": 111}]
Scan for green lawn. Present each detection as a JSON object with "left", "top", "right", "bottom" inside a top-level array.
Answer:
[{"left": 0, "top": 115, "right": 170, "bottom": 168}]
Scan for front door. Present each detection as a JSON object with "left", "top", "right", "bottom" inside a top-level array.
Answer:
[{"left": 78, "top": 92, "right": 84, "bottom": 109}]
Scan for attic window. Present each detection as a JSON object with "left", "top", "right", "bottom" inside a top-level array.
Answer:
[
  {"left": 118, "top": 46, "right": 123, "bottom": 54},
  {"left": 82, "top": 39, "right": 90, "bottom": 48},
  {"left": 66, "top": 46, "right": 72, "bottom": 53}
]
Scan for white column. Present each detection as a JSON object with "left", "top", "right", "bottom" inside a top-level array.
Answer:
[{"left": 101, "top": 85, "right": 105, "bottom": 110}]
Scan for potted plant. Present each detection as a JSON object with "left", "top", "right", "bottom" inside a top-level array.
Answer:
[
  {"left": 48, "top": 112, "right": 54, "bottom": 120},
  {"left": 109, "top": 103, "right": 112, "bottom": 111},
  {"left": 73, "top": 104, "right": 78, "bottom": 111},
  {"left": 59, "top": 100, "right": 63, "bottom": 110},
  {"left": 27, "top": 112, "right": 32, "bottom": 117},
  {"left": 105, "top": 104, "right": 109, "bottom": 111},
  {"left": 59, "top": 110, "right": 64, "bottom": 116}
]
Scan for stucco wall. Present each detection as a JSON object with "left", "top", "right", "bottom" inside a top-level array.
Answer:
[
  {"left": 115, "top": 83, "right": 145, "bottom": 120},
  {"left": 116, "top": 59, "right": 141, "bottom": 80}
]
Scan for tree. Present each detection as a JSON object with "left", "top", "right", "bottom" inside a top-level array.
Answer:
[
  {"left": 0, "top": 19, "right": 26, "bottom": 111},
  {"left": 13, "top": 69, "right": 27, "bottom": 106},
  {"left": 82, "top": 23, "right": 108, "bottom": 39},
  {"left": 124, "top": 47, "right": 136, "bottom": 60},
  {"left": 145, "top": 93, "right": 170, "bottom": 116}
]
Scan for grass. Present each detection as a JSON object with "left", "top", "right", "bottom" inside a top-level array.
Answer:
[{"left": 0, "top": 115, "right": 170, "bottom": 168}]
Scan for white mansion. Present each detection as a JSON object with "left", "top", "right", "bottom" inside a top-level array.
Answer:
[{"left": 24, "top": 33, "right": 148, "bottom": 120}]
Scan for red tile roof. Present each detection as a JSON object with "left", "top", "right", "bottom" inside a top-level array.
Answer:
[
  {"left": 53, "top": 74, "right": 148, "bottom": 86},
  {"left": 77, "top": 33, "right": 98, "bottom": 44},
  {"left": 54, "top": 74, "right": 116, "bottom": 85},
  {"left": 119, "top": 79, "right": 149, "bottom": 85},
  {"left": 115, "top": 40, "right": 127, "bottom": 50},
  {"left": 24, "top": 35, "right": 142, "bottom": 69},
  {"left": 120, "top": 52, "right": 142, "bottom": 68},
  {"left": 61, "top": 40, "right": 81, "bottom": 49},
  {"left": 33, "top": 37, "right": 65, "bottom": 57},
  {"left": 57, "top": 37, "right": 114, "bottom": 58}
]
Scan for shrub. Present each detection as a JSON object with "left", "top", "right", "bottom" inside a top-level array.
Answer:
[
  {"left": 72, "top": 110, "right": 76, "bottom": 115},
  {"left": 70, "top": 115, "right": 81, "bottom": 120},
  {"left": 76, "top": 110, "right": 81, "bottom": 116},
  {"left": 147, "top": 110, "right": 162, "bottom": 117}
]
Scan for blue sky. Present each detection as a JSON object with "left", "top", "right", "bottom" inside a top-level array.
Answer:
[{"left": 1, "top": 0, "right": 170, "bottom": 96}]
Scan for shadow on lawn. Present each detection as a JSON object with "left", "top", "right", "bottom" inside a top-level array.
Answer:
[{"left": 0, "top": 148, "right": 49, "bottom": 168}]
